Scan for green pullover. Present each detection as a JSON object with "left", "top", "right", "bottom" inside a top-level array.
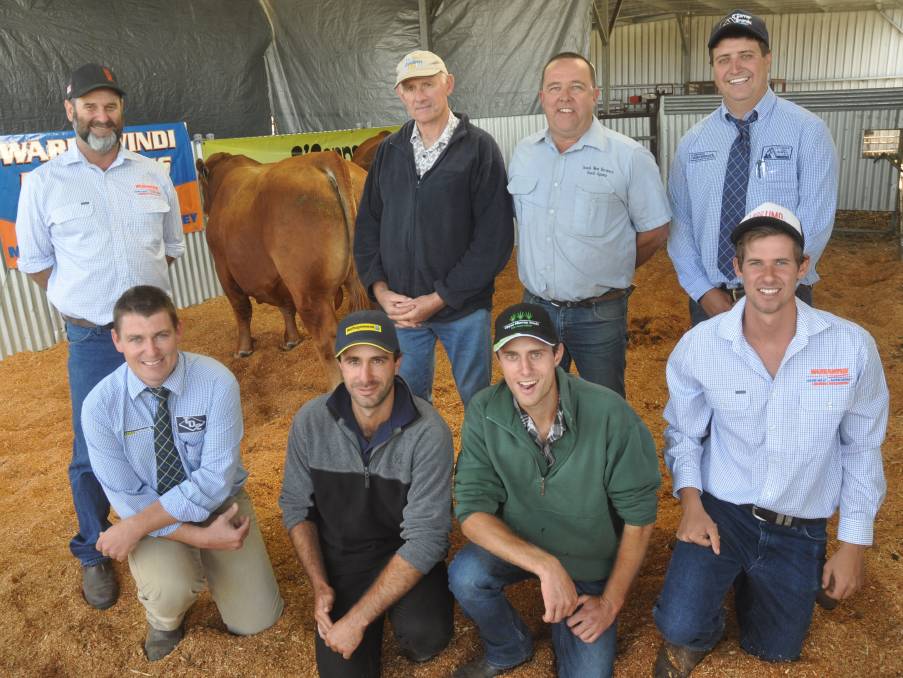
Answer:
[{"left": 455, "top": 369, "right": 660, "bottom": 581}]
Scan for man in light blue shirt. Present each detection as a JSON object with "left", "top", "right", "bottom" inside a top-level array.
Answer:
[
  {"left": 508, "top": 52, "right": 670, "bottom": 397},
  {"left": 667, "top": 10, "right": 838, "bottom": 326},
  {"left": 653, "top": 204, "right": 887, "bottom": 676},
  {"left": 83, "top": 286, "right": 282, "bottom": 661},
  {"left": 14, "top": 63, "right": 184, "bottom": 609}
]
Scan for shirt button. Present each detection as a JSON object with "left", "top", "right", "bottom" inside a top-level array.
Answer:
[
  {"left": 548, "top": 209, "right": 555, "bottom": 215},
  {"left": 553, "top": 182, "right": 559, "bottom": 187},
  {"left": 546, "top": 237, "right": 551, "bottom": 242}
]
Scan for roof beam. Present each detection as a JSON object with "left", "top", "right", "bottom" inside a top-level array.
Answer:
[
  {"left": 592, "top": 0, "right": 608, "bottom": 46},
  {"left": 608, "top": 0, "right": 625, "bottom": 36},
  {"left": 877, "top": 6, "right": 903, "bottom": 35}
]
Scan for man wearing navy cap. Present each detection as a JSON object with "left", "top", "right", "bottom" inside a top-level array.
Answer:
[
  {"left": 667, "top": 9, "right": 838, "bottom": 325},
  {"left": 15, "top": 63, "right": 184, "bottom": 608},
  {"left": 450, "top": 302, "right": 660, "bottom": 678},
  {"left": 654, "top": 204, "right": 888, "bottom": 675},
  {"left": 281, "top": 309, "right": 454, "bottom": 677}
]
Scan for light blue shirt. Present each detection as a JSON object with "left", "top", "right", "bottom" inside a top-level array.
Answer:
[
  {"left": 508, "top": 118, "right": 670, "bottom": 301},
  {"left": 667, "top": 88, "right": 838, "bottom": 302},
  {"left": 663, "top": 299, "right": 888, "bottom": 545},
  {"left": 83, "top": 352, "right": 247, "bottom": 538},
  {"left": 15, "top": 144, "right": 185, "bottom": 325}
]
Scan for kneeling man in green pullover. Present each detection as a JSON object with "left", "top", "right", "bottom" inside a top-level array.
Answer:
[{"left": 449, "top": 302, "right": 660, "bottom": 678}]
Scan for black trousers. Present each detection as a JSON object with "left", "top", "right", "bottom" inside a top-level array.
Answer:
[{"left": 314, "top": 561, "right": 453, "bottom": 678}]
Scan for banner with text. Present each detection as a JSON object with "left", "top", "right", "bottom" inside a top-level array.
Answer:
[{"left": 0, "top": 122, "right": 202, "bottom": 269}]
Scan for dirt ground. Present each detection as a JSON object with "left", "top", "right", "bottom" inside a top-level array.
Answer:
[{"left": 0, "top": 224, "right": 900, "bottom": 677}]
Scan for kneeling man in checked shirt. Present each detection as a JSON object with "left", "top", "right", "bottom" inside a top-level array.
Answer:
[
  {"left": 653, "top": 204, "right": 888, "bottom": 676},
  {"left": 82, "top": 285, "right": 283, "bottom": 661}
]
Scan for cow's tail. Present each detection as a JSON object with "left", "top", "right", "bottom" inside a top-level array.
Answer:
[{"left": 323, "top": 158, "right": 369, "bottom": 313}]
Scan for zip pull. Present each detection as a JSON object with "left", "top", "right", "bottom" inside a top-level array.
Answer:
[
  {"left": 364, "top": 466, "right": 370, "bottom": 489},
  {"left": 540, "top": 477, "right": 545, "bottom": 496}
]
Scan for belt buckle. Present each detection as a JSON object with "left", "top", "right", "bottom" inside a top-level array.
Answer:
[{"left": 751, "top": 505, "right": 768, "bottom": 522}]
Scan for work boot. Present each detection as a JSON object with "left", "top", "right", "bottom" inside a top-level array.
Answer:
[
  {"left": 451, "top": 655, "right": 528, "bottom": 678},
  {"left": 81, "top": 561, "right": 119, "bottom": 610},
  {"left": 653, "top": 641, "right": 708, "bottom": 678},
  {"left": 144, "top": 624, "right": 185, "bottom": 661}
]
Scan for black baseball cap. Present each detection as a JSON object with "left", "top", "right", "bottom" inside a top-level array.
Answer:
[
  {"left": 493, "top": 303, "right": 558, "bottom": 352},
  {"left": 335, "top": 310, "right": 399, "bottom": 357},
  {"left": 708, "top": 10, "right": 769, "bottom": 49},
  {"left": 66, "top": 63, "right": 126, "bottom": 99}
]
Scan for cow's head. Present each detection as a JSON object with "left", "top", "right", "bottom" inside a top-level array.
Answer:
[{"left": 196, "top": 152, "right": 244, "bottom": 213}]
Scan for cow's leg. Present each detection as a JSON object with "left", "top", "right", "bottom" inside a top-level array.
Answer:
[
  {"left": 296, "top": 296, "right": 341, "bottom": 390},
  {"left": 218, "top": 275, "right": 255, "bottom": 358},
  {"left": 278, "top": 305, "right": 303, "bottom": 351}
]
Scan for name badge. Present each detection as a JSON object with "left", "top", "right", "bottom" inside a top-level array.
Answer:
[{"left": 761, "top": 145, "right": 792, "bottom": 160}]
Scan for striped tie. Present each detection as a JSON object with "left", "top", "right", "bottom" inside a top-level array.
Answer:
[
  {"left": 717, "top": 111, "right": 758, "bottom": 277},
  {"left": 148, "top": 387, "right": 186, "bottom": 494}
]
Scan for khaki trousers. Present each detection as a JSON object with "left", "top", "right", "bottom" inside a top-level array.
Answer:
[{"left": 127, "top": 489, "right": 283, "bottom": 633}]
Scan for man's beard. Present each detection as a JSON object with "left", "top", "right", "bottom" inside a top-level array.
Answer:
[{"left": 74, "top": 119, "right": 121, "bottom": 154}]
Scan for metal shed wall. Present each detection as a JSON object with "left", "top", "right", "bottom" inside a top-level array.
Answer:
[
  {"left": 658, "top": 89, "right": 903, "bottom": 213},
  {"left": 593, "top": 9, "right": 903, "bottom": 101}
]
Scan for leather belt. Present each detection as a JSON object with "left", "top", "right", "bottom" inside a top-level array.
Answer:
[
  {"left": 742, "top": 504, "right": 825, "bottom": 529},
  {"left": 717, "top": 284, "right": 745, "bottom": 302},
  {"left": 541, "top": 286, "right": 631, "bottom": 309},
  {"left": 62, "top": 315, "right": 114, "bottom": 330}
]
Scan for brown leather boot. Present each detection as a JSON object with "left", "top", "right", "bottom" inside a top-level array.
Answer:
[{"left": 653, "top": 641, "right": 708, "bottom": 678}]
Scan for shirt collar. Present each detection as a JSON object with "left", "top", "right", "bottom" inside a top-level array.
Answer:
[
  {"left": 410, "top": 111, "right": 459, "bottom": 147},
  {"left": 719, "top": 87, "right": 777, "bottom": 125},
  {"left": 127, "top": 352, "right": 186, "bottom": 400},
  {"left": 541, "top": 117, "right": 607, "bottom": 154},
  {"left": 717, "top": 296, "right": 830, "bottom": 347}
]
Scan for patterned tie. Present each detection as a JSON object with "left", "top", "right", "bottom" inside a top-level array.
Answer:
[
  {"left": 717, "top": 111, "right": 758, "bottom": 277},
  {"left": 148, "top": 387, "right": 186, "bottom": 494}
]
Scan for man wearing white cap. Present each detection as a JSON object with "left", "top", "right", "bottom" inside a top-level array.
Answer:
[
  {"left": 653, "top": 203, "right": 888, "bottom": 675},
  {"left": 667, "top": 9, "right": 838, "bottom": 326},
  {"left": 354, "top": 50, "right": 513, "bottom": 408}
]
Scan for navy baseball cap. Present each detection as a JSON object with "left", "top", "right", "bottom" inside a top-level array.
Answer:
[
  {"left": 708, "top": 10, "right": 770, "bottom": 49},
  {"left": 335, "top": 310, "right": 399, "bottom": 357},
  {"left": 493, "top": 303, "right": 558, "bottom": 352},
  {"left": 66, "top": 63, "right": 126, "bottom": 99}
]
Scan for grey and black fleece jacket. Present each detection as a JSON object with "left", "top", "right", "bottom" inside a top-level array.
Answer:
[{"left": 280, "top": 382, "right": 453, "bottom": 577}]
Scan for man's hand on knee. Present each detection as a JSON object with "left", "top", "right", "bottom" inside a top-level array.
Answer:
[
  {"left": 822, "top": 542, "right": 866, "bottom": 601},
  {"left": 97, "top": 519, "right": 144, "bottom": 561},
  {"left": 202, "top": 503, "right": 250, "bottom": 550},
  {"left": 566, "top": 594, "right": 618, "bottom": 643},
  {"left": 677, "top": 489, "right": 721, "bottom": 555},
  {"left": 324, "top": 612, "right": 367, "bottom": 659}
]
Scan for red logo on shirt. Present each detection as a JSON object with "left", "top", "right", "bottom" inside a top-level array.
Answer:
[{"left": 807, "top": 368, "right": 850, "bottom": 386}]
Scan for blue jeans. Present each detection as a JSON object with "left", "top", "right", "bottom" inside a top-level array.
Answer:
[
  {"left": 396, "top": 308, "right": 491, "bottom": 407},
  {"left": 66, "top": 322, "right": 124, "bottom": 566},
  {"left": 689, "top": 284, "right": 813, "bottom": 326},
  {"left": 449, "top": 543, "right": 617, "bottom": 678},
  {"left": 653, "top": 493, "right": 826, "bottom": 661},
  {"left": 523, "top": 291, "right": 629, "bottom": 398}
]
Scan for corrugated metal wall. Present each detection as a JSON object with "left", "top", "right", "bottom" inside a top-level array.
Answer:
[
  {"left": 0, "top": 233, "right": 222, "bottom": 360},
  {"left": 593, "top": 9, "right": 903, "bottom": 98},
  {"left": 658, "top": 89, "right": 903, "bottom": 212}
]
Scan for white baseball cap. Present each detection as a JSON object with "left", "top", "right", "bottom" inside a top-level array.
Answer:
[
  {"left": 394, "top": 50, "right": 448, "bottom": 87},
  {"left": 731, "top": 202, "right": 804, "bottom": 248}
]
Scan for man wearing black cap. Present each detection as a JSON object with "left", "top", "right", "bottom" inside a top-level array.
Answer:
[
  {"left": 280, "top": 309, "right": 454, "bottom": 677},
  {"left": 449, "top": 303, "right": 660, "bottom": 678},
  {"left": 653, "top": 204, "right": 888, "bottom": 675},
  {"left": 14, "top": 63, "right": 184, "bottom": 609},
  {"left": 667, "top": 9, "right": 838, "bottom": 326}
]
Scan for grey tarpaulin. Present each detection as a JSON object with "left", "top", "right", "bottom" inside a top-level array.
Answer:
[
  {"left": 263, "top": 0, "right": 591, "bottom": 132},
  {"left": 0, "top": 0, "right": 272, "bottom": 138}
]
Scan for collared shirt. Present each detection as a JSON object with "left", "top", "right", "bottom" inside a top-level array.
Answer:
[
  {"left": 15, "top": 143, "right": 185, "bottom": 325},
  {"left": 514, "top": 395, "right": 566, "bottom": 470},
  {"left": 508, "top": 118, "right": 671, "bottom": 301},
  {"left": 410, "top": 112, "right": 459, "bottom": 177},
  {"left": 83, "top": 352, "right": 247, "bottom": 538},
  {"left": 667, "top": 88, "right": 838, "bottom": 301},
  {"left": 328, "top": 376, "right": 419, "bottom": 465},
  {"left": 663, "top": 299, "right": 888, "bottom": 545}
]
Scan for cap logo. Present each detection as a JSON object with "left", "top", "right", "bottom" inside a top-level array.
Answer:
[
  {"left": 66, "top": 84, "right": 72, "bottom": 96},
  {"left": 405, "top": 58, "right": 423, "bottom": 71},
  {"left": 345, "top": 322, "right": 381, "bottom": 335},
  {"left": 504, "top": 311, "right": 539, "bottom": 331},
  {"left": 751, "top": 208, "right": 785, "bottom": 220},
  {"left": 102, "top": 67, "right": 114, "bottom": 82},
  {"left": 724, "top": 12, "right": 752, "bottom": 26}
]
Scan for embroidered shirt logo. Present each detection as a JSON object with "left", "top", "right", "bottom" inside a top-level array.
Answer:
[
  {"left": 762, "top": 145, "right": 792, "bottom": 160},
  {"left": 690, "top": 151, "right": 716, "bottom": 163},
  {"left": 806, "top": 368, "right": 850, "bottom": 386},
  {"left": 176, "top": 416, "right": 207, "bottom": 433},
  {"left": 135, "top": 183, "right": 162, "bottom": 197}
]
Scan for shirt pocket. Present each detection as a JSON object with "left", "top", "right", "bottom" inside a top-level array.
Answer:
[
  {"left": 706, "top": 388, "right": 750, "bottom": 411},
  {"left": 131, "top": 198, "right": 171, "bottom": 251},
  {"left": 760, "top": 160, "right": 798, "bottom": 207},
  {"left": 507, "top": 174, "right": 539, "bottom": 226},
  {"left": 176, "top": 431, "right": 205, "bottom": 465},
  {"left": 48, "top": 202, "right": 96, "bottom": 246},
  {"left": 798, "top": 388, "right": 850, "bottom": 445},
  {"left": 571, "top": 182, "right": 616, "bottom": 236}
]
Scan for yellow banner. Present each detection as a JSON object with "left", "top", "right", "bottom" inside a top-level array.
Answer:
[{"left": 200, "top": 126, "right": 399, "bottom": 164}]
